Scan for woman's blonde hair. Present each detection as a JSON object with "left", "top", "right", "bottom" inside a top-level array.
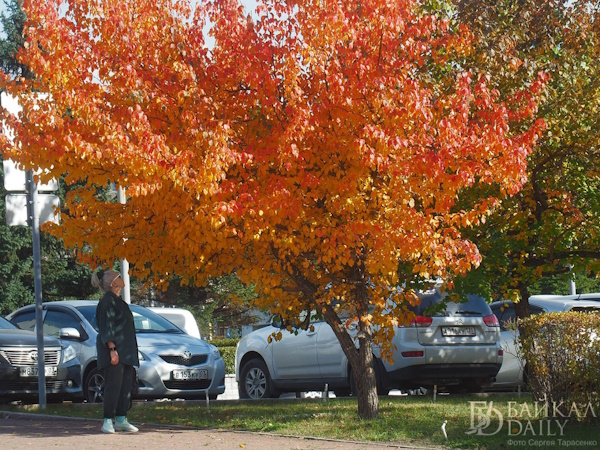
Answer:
[{"left": 91, "top": 269, "right": 120, "bottom": 292}]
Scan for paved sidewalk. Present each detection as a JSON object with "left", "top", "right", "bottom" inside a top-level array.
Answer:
[
  {"left": 0, "top": 411, "right": 436, "bottom": 450},
  {"left": 0, "top": 376, "right": 437, "bottom": 449}
]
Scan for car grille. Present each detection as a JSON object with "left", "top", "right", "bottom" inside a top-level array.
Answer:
[
  {"left": 160, "top": 354, "right": 208, "bottom": 366},
  {"left": 163, "top": 380, "right": 212, "bottom": 390},
  {"left": 0, "top": 349, "right": 61, "bottom": 366}
]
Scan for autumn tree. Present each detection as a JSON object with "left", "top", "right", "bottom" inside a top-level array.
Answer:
[
  {"left": 0, "top": 0, "right": 545, "bottom": 418},
  {"left": 451, "top": 0, "right": 600, "bottom": 316},
  {"left": 0, "top": 0, "right": 97, "bottom": 315}
]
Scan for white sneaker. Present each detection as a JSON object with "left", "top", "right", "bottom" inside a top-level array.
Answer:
[
  {"left": 101, "top": 420, "right": 115, "bottom": 434},
  {"left": 114, "top": 419, "right": 139, "bottom": 432}
]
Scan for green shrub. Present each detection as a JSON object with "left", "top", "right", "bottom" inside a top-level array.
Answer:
[
  {"left": 519, "top": 311, "right": 600, "bottom": 420},
  {"left": 210, "top": 338, "right": 239, "bottom": 348},
  {"left": 211, "top": 338, "right": 239, "bottom": 374}
]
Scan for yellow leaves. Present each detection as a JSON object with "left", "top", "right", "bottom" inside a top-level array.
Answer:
[
  {"left": 412, "top": 263, "right": 430, "bottom": 280},
  {"left": 360, "top": 314, "right": 373, "bottom": 325}
]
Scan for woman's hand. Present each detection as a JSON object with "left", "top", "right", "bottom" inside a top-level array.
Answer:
[{"left": 110, "top": 348, "right": 119, "bottom": 365}]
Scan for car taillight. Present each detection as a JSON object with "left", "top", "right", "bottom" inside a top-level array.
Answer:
[
  {"left": 498, "top": 349, "right": 504, "bottom": 356},
  {"left": 401, "top": 351, "right": 424, "bottom": 357},
  {"left": 410, "top": 316, "right": 433, "bottom": 327},
  {"left": 483, "top": 314, "right": 500, "bottom": 327}
]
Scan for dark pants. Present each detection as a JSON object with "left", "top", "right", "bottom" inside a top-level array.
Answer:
[{"left": 103, "top": 363, "right": 134, "bottom": 419}]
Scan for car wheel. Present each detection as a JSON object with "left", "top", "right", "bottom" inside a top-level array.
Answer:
[
  {"left": 239, "top": 358, "right": 275, "bottom": 400},
  {"left": 523, "top": 363, "right": 531, "bottom": 388},
  {"left": 464, "top": 382, "right": 485, "bottom": 394},
  {"left": 344, "top": 359, "right": 388, "bottom": 397},
  {"left": 334, "top": 388, "right": 352, "bottom": 397},
  {"left": 349, "top": 370, "right": 357, "bottom": 396},
  {"left": 84, "top": 367, "right": 105, "bottom": 403}
]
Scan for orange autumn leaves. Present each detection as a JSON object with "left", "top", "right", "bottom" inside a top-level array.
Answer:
[{"left": 1, "top": 0, "right": 546, "bottom": 333}]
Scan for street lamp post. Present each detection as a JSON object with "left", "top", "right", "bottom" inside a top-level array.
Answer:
[{"left": 117, "top": 185, "right": 131, "bottom": 304}]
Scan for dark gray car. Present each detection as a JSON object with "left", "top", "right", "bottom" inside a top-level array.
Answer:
[{"left": 0, "top": 316, "right": 81, "bottom": 403}]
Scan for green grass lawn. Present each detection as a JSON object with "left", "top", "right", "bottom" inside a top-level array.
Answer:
[{"left": 3, "top": 394, "right": 600, "bottom": 449}]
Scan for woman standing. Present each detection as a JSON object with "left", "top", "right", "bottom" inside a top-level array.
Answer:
[{"left": 92, "top": 269, "right": 140, "bottom": 434}]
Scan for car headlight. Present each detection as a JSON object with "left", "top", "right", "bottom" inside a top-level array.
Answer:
[
  {"left": 62, "top": 345, "right": 77, "bottom": 364},
  {"left": 210, "top": 344, "right": 221, "bottom": 359}
]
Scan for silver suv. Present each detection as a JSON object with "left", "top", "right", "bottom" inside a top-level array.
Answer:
[{"left": 235, "top": 289, "right": 503, "bottom": 399}]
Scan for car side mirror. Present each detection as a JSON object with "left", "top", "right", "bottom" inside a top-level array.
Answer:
[
  {"left": 59, "top": 327, "right": 81, "bottom": 340},
  {"left": 271, "top": 315, "right": 284, "bottom": 328}
]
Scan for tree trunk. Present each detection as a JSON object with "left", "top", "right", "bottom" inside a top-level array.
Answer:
[
  {"left": 323, "top": 306, "right": 379, "bottom": 419},
  {"left": 353, "top": 330, "right": 379, "bottom": 419},
  {"left": 515, "top": 283, "right": 531, "bottom": 319}
]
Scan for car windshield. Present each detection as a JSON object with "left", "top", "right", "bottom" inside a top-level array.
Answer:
[
  {"left": 411, "top": 291, "right": 491, "bottom": 317},
  {"left": 76, "top": 304, "right": 184, "bottom": 334},
  {"left": 0, "top": 316, "right": 18, "bottom": 330}
]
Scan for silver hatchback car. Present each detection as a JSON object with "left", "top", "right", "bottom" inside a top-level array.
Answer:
[
  {"left": 236, "top": 289, "right": 503, "bottom": 399},
  {"left": 8, "top": 300, "right": 226, "bottom": 402}
]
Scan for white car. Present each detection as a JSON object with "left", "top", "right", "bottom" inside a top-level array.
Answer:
[
  {"left": 236, "top": 290, "right": 503, "bottom": 399},
  {"left": 489, "top": 296, "right": 600, "bottom": 390},
  {"left": 148, "top": 307, "right": 201, "bottom": 339},
  {"left": 528, "top": 293, "right": 600, "bottom": 302}
]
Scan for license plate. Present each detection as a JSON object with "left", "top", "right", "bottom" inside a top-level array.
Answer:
[
  {"left": 172, "top": 369, "right": 208, "bottom": 380},
  {"left": 442, "top": 326, "right": 476, "bottom": 337},
  {"left": 19, "top": 366, "right": 58, "bottom": 378}
]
